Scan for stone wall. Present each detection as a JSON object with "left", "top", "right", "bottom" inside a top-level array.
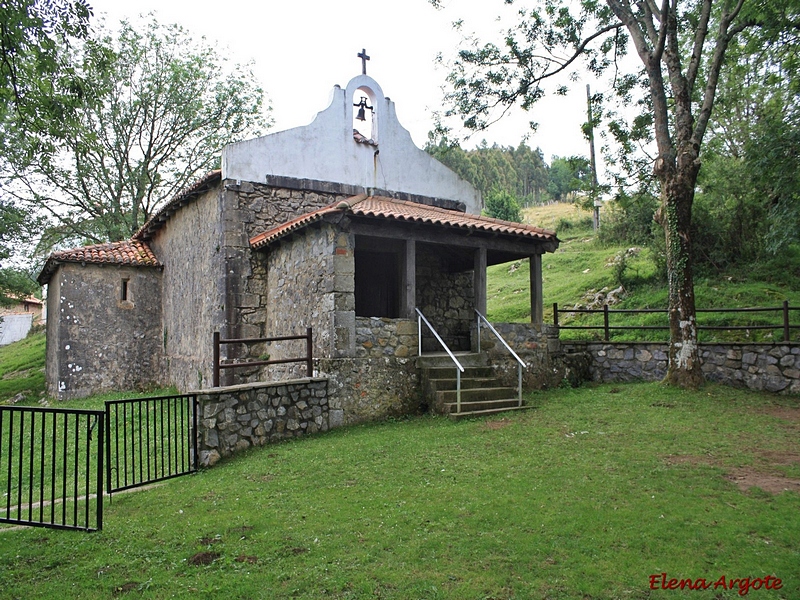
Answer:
[
  {"left": 318, "top": 356, "right": 421, "bottom": 426},
  {"left": 479, "top": 323, "right": 573, "bottom": 390},
  {"left": 149, "top": 185, "right": 224, "bottom": 392},
  {"left": 416, "top": 247, "right": 473, "bottom": 352},
  {"left": 561, "top": 340, "right": 800, "bottom": 394},
  {"left": 355, "top": 317, "right": 417, "bottom": 359},
  {"left": 196, "top": 378, "right": 330, "bottom": 466},
  {"left": 219, "top": 182, "right": 352, "bottom": 385},
  {"left": 45, "top": 263, "right": 165, "bottom": 400}
]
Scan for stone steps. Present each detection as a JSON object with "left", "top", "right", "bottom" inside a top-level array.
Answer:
[{"left": 418, "top": 352, "right": 527, "bottom": 419}]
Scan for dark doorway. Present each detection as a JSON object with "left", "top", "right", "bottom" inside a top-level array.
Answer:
[{"left": 355, "top": 250, "right": 400, "bottom": 318}]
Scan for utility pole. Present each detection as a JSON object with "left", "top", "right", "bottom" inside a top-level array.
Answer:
[{"left": 586, "top": 84, "right": 601, "bottom": 231}]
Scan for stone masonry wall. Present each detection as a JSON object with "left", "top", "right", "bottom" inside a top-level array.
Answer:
[
  {"left": 197, "top": 378, "right": 330, "bottom": 466},
  {"left": 416, "top": 248, "right": 473, "bottom": 352},
  {"left": 219, "top": 182, "right": 353, "bottom": 384},
  {"left": 46, "top": 263, "right": 165, "bottom": 400},
  {"left": 561, "top": 340, "right": 800, "bottom": 394},
  {"left": 149, "top": 185, "right": 224, "bottom": 392},
  {"left": 479, "top": 323, "right": 572, "bottom": 390},
  {"left": 355, "top": 317, "right": 418, "bottom": 359},
  {"left": 318, "top": 356, "right": 421, "bottom": 426}
]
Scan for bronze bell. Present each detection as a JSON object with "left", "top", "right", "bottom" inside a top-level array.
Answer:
[{"left": 354, "top": 97, "right": 372, "bottom": 121}]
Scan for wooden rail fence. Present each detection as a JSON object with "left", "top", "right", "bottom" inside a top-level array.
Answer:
[{"left": 553, "top": 301, "right": 799, "bottom": 342}]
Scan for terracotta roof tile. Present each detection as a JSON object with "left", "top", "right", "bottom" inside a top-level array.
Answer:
[
  {"left": 38, "top": 240, "right": 161, "bottom": 285},
  {"left": 250, "top": 195, "right": 558, "bottom": 249}
]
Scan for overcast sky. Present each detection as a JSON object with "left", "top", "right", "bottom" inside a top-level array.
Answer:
[{"left": 86, "top": 0, "right": 602, "bottom": 162}]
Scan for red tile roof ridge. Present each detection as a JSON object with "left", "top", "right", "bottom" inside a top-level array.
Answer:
[
  {"left": 250, "top": 194, "right": 558, "bottom": 249},
  {"left": 37, "top": 240, "right": 161, "bottom": 285}
]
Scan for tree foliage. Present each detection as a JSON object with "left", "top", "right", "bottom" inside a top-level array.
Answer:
[
  {"left": 547, "top": 156, "right": 592, "bottom": 202},
  {"left": 0, "top": 0, "right": 91, "bottom": 301},
  {"left": 426, "top": 139, "right": 554, "bottom": 205},
  {"left": 1, "top": 17, "right": 269, "bottom": 248},
  {"left": 0, "top": 0, "right": 91, "bottom": 110},
  {"left": 0, "top": 201, "right": 39, "bottom": 305},
  {"left": 484, "top": 187, "right": 522, "bottom": 222},
  {"left": 435, "top": 0, "right": 800, "bottom": 388}
]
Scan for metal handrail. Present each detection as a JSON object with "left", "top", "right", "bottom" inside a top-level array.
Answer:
[
  {"left": 475, "top": 310, "right": 525, "bottom": 406},
  {"left": 416, "top": 308, "right": 464, "bottom": 413}
]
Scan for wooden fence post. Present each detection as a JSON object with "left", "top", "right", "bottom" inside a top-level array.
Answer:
[{"left": 784, "top": 301, "right": 790, "bottom": 342}]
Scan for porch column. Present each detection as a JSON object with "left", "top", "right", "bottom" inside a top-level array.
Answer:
[
  {"left": 402, "top": 239, "right": 416, "bottom": 318},
  {"left": 530, "top": 252, "right": 543, "bottom": 325},
  {"left": 474, "top": 247, "right": 487, "bottom": 316}
]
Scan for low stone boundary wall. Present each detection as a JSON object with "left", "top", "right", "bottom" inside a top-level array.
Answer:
[
  {"left": 196, "top": 378, "right": 329, "bottom": 467},
  {"left": 561, "top": 341, "right": 800, "bottom": 394}
]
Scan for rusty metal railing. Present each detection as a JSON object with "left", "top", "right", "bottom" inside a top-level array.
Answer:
[{"left": 212, "top": 328, "right": 313, "bottom": 387}]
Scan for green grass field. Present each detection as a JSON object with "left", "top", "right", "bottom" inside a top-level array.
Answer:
[
  {"left": 1, "top": 382, "right": 798, "bottom": 599},
  {"left": 0, "top": 331, "right": 46, "bottom": 403}
]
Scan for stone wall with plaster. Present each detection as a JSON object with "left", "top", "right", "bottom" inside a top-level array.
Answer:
[
  {"left": 45, "top": 263, "right": 165, "bottom": 400},
  {"left": 149, "top": 185, "right": 224, "bottom": 392}
]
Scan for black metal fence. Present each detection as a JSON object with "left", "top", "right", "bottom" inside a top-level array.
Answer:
[
  {"left": 0, "top": 406, "right": 105, "bottom": 532},
  {"left": 105, "top": 395, "right": 198, "bottom": 494},
  {"left": 553, "top": 300, "right": 800, "bottom": 342},
  {"left": 0, "top": 394, "right": 198, "bottom": 532}
]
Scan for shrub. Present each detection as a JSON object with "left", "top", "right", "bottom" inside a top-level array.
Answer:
[{"left": 484, "top": 187, "right": 522, "bottom": 223}]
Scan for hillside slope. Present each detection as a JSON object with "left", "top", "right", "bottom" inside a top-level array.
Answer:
[{"left": 488, "top": 203, "right": 800, "bottom": 342}]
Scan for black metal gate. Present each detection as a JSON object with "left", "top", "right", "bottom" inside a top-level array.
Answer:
[
  {"left": 105, "top": 394, "right": 198, "bottom": 494},
  {"left": 0, "top": 406, "right": 105, "bottom": 532}
]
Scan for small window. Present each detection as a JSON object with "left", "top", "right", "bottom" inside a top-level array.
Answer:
[{"left": 121, "top": 278, "right": 129, "bottom": 302}]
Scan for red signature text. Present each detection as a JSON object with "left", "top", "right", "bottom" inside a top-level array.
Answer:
[{"left": 649, "top": 573, "right": 783, "bottom": 596}]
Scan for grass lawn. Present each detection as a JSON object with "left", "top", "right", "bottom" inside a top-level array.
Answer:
[
  {"left": 1, "top": 382, "right": 798, "bottom": 599},
  {"left": 0, "top": 332, "right": 46, "bottom": 403}
]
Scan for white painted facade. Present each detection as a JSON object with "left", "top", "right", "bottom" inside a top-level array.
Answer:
[{"left": 222, "top": 75, "right": 481, "bottom": 214}]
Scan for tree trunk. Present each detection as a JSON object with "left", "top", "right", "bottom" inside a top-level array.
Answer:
[{"left": 658, "top": 157, "right": 705, "bottom": 388}]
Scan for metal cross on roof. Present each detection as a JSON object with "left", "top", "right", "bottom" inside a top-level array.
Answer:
[{"left": 357, "top": 48, "right": 370, "bottom": 75}]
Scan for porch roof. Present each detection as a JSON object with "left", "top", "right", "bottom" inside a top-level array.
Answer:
[{"left": 250, "top": 195, "right": 559, "bottom": 251}]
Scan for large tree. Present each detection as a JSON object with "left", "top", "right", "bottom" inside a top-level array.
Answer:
[
  {"left": 1, "top": 17, "right": 269, "bottom": 248},
  {"left": 0, "top": 0, "right": 92, "bottom": 302},
  {"left": 0, "top": 0, "right": 91, "bottom": 110},
  {"left": 436, "top": 0, "right": 798, "bottom": 388}
]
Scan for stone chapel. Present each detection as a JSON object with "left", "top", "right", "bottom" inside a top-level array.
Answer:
[{"left": 38, "top": 67, "right": 562, "bottom": 424}]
